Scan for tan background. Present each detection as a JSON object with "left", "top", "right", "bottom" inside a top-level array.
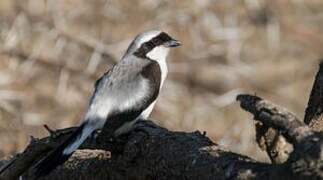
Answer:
[{"left": 0, "top": 0, "right": 322, "bottom": 162}]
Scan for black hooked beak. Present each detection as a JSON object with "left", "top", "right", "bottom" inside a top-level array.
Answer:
[{"left": 164, "top": 39, "right": 181, "bottom": 48}]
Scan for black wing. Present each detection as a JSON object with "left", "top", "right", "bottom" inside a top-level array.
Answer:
[{"left": 140, "top": 60, "right": 161, "bottom": 106}]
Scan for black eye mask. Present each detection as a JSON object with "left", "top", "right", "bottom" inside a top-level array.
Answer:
[{"left": 134, "top": 32, "right": 173, "bottom": 58}]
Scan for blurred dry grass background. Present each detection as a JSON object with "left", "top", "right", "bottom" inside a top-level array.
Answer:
[{"left": 0, "top": 0, "right": 322, "bottom": 162}]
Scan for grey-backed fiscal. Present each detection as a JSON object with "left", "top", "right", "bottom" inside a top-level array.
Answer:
[{"left": 34, "top": 30, "right": 181, "bottom": 178}]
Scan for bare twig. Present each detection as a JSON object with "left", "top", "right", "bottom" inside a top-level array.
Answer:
[
  {"left": 57, "top": 28, "right": 118, "bottom": 64},
  {"left": 43, "top": 125, "right": 55, "bottom": 135},
  {"left": 0, "top": 48, "right": 99, "bottom": 79}
]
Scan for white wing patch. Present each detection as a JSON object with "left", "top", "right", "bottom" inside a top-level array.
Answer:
[{"left": 83, "top": 77, "right": 151, "bottom": 129}]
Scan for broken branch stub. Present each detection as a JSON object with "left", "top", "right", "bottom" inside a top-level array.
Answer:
[
  {"left": 237, "top": 94, "right": 312, "bottom": 145},
  {"left": 304, "top": 61, "right": 323, "bottom": 131}
]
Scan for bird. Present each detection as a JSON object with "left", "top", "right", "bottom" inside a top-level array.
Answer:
[{"left": 34, "top": 30, "right": 181, "bottom": 177}]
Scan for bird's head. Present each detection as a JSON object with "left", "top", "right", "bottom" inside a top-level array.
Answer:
[{"left": 126, "top": 30, "right": 181, "bottom": 61}]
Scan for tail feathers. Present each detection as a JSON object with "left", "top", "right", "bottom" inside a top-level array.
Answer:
[{"left": 34, "top": 123, "right": 93, "bottom": 178}]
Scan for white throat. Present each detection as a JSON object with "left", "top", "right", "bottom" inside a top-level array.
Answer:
[{"left": 146, "top": 46, "right": 169, "bottom": 88}]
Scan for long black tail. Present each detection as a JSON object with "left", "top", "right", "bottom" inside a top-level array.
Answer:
[{"left": 34, "top": 123, "right": 92, "bottom": 178}]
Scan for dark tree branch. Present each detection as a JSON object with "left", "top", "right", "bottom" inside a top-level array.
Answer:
[
  {"left": 2, "top": 62, "right": 323, "bottom": 179},
  {"left": 0, "top": 117, "right": 321, "bottom": 180},
  {"left": 0, "top": 127, "right": 76, "bottom": 180},
  {"left": 0, "top": 121, "right": 270, "bottom": 180},
  {"left": 237, "top": 94, "right": 323, "bottom": 179},
  {"left": 304, "top": 60, "right": 323, "bottom": 131},
  {"left": 0, "top": 93, "right": 323, "bottom": 180}
]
